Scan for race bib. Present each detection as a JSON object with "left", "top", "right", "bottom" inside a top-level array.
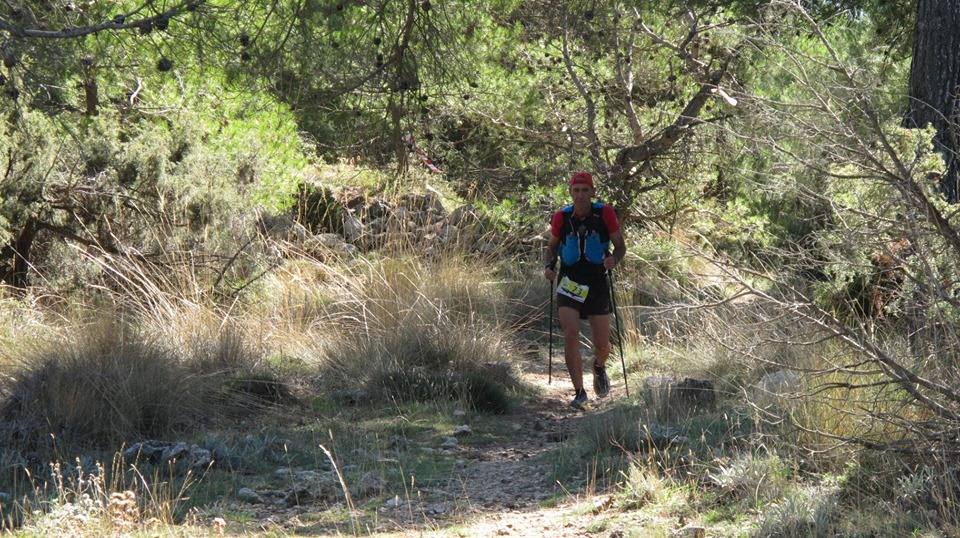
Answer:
[{"left": 557, "top": 276, "right": 589, "bottom": 303}]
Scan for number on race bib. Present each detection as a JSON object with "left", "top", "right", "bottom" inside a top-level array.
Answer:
[{"left": 557, "top": 276, "right": 589, "bottom": 303}]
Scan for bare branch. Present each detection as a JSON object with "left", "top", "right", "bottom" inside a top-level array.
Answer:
[{"left": 0, "top": 1, "right": 202, "bottom": 39}]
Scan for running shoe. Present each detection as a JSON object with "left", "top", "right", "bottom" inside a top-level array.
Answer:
[
  {"left": 593, "top": 363, "right": 610, "bottom": 398},
  {"left": 570, "top": 388, "right": 589, "bottom": 409}
]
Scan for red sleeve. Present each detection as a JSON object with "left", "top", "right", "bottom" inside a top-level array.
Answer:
[
  {"left": 550, "top": 211, "right": 564, "bottom": 237},
  {"left": 601, "top": 205, "right": 620, "bottom": 234}
]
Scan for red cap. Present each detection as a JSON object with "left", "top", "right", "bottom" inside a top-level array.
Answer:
[{"left": 569, "top": 171, "right": 594, "bottom": 188}]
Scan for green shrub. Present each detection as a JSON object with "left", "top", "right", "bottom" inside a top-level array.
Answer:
[{"left": 366, "top": 368, "right": 511, "bottom": 414}]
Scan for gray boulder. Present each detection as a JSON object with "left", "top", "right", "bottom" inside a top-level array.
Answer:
[
  {"left": 361, "top": 200, "right": 392, "bottom": 221},
  {"left": 642, "top": 376, "right": 716, "bottom": 419},
  {"left": 123, "top": 440, "right": 213, "bottom": 473},
  {"left": 237, "top": 487, "right": 261, "bottom": 503},
  {"left": 399, "top": 192, "right": 444, "bottom": 214},
  {"left": 342, "top": 213, "right": 364, "bottom": 243}
]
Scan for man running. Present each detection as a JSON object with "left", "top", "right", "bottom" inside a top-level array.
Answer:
[{"left": 543, "top": 171, "right": 626, "bottom": 409}]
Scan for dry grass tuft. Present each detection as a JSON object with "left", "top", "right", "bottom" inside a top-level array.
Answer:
[
  {"left": 295, "top": 252, "right": 529, "bottom": 412},
  {"left": 12, "top": 454, "right": 198, "bottom": 534},
  {"left": 0, "top": 318, "right": 277, "bottom": 451}
]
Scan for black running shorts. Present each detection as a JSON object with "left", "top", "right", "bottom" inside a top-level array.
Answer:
[{"left": 556, "top": 272, "right": 611, "bottom": 319}]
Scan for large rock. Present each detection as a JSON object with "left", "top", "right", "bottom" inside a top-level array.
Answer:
[
  {"left": 237, "top": 487, "right": 261, "bottom": 503},
  {"left": 360, "top": 199, "right": 392, "bottom": 221},
  {"left": 398, "top": 192, "right": 445, "bottom": 214},
  {"left": 342, "top": 213, "right": 364, "bottom": 243},
  {"left": 642, "top": 376, "right": 717, "bottom": 418},
  {"left": 123, "top": 441, "right": 213, "bottom": 473},
  {"left": 675, "top": 378, "right": 716, "bottom": 410}
]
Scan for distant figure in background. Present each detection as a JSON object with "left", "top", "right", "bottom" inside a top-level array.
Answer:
[{"left": 543, "top": 171, "right": 626, "bottom": 409}]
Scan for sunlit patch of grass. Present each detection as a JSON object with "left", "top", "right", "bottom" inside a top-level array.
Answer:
[
  {"left": 585, "top": 516, "right": 610, "bottom": 533},
  {"left": 708, "top": 451, "right": 792, "bottom": 505},
  {"left": 617, "top": 463, "right": 668, "bottom": 511},
  {"left": 755, "top": 477, "right": 842, "bottom": 537}
]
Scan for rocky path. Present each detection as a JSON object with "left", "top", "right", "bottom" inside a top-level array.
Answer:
[
  {"left": 250, "top": 349, "right": 629, "bottom": 537},
  {"left": 394, "top": 359, "right": 627, "bottom": 537}
]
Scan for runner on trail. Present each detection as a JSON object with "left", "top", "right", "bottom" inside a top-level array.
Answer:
[{"left": 543, "top": 171, "right": 627, "bottom": 409}]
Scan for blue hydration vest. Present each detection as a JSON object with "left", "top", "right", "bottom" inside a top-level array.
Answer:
[{"left": 559, "top": 203, "right": 611, "bottom": 276}]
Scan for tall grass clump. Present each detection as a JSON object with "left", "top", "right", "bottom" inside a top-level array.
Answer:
[
  {"left": 0, "top": 318, "right": 277, "bottom": 452},
  {"left": 309, "top": 253, "right": 529, "bottom": 413}
]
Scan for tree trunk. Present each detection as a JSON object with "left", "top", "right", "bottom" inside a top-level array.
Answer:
[
  {"left": 904, "top": 0, "right": 960, "bottom": 202},
  {"left": 1, "top": 219, "right": 39, "bottom": 289},
  {"left": 84, "top": 76, "right": 99, "bottom": 116}
]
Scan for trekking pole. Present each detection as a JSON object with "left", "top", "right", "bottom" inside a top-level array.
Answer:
[
  {"left": 548, "top": 278, "right": 554, "bottom": 385},
  {"left": 608, "top": 270, "right": 629, "bottom": 397}
]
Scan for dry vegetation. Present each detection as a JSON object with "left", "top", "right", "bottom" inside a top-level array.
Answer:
[
  {"left": 0, "top": 185, "right": 957, "bottom": 535},
  {"left": 0, "top": 210, "right": 543, "bottom": 533},
  {"left": 2, "top": 3, "right": 960, "bottom": 535}
]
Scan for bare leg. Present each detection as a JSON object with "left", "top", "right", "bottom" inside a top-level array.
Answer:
[
  {"left": 558, "top": 306, "right": 583, "bottom": 391},
  {"left": 588, "top": 314, "right": 611, "bottom": 369}
]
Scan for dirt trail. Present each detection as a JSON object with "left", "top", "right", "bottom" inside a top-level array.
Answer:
[
  {"left": 259, "top": 346, "right": 629, "bottom": 537},
  {"left": 398, "top": 353, "right": 627, "bottom": 537}
]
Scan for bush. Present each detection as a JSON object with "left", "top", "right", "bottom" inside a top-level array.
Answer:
[
  {"left": 0, "top": 320, "right": 275, "bottom": 451},
  {"left": 311, "top": 254, "right": 526, "bottom": 413},
  {"left": 331, "top": 320, "right": 519, "bottom": 414},
  {"left": 367, "top": 368, "right": 511, "bottom": 414},
  {"left": 709, "top": 452, "right": 790, "bottom": 503},
  {"left": 756, "top": 478, "right": 841, "bottom": 537}
]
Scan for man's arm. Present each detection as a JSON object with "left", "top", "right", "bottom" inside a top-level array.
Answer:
[
  {"left": 604, "top": 231, "right": 626, "bottom": 270},
  {"left": 543, "top": 235, "right": 560, "bottom": 280}
]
